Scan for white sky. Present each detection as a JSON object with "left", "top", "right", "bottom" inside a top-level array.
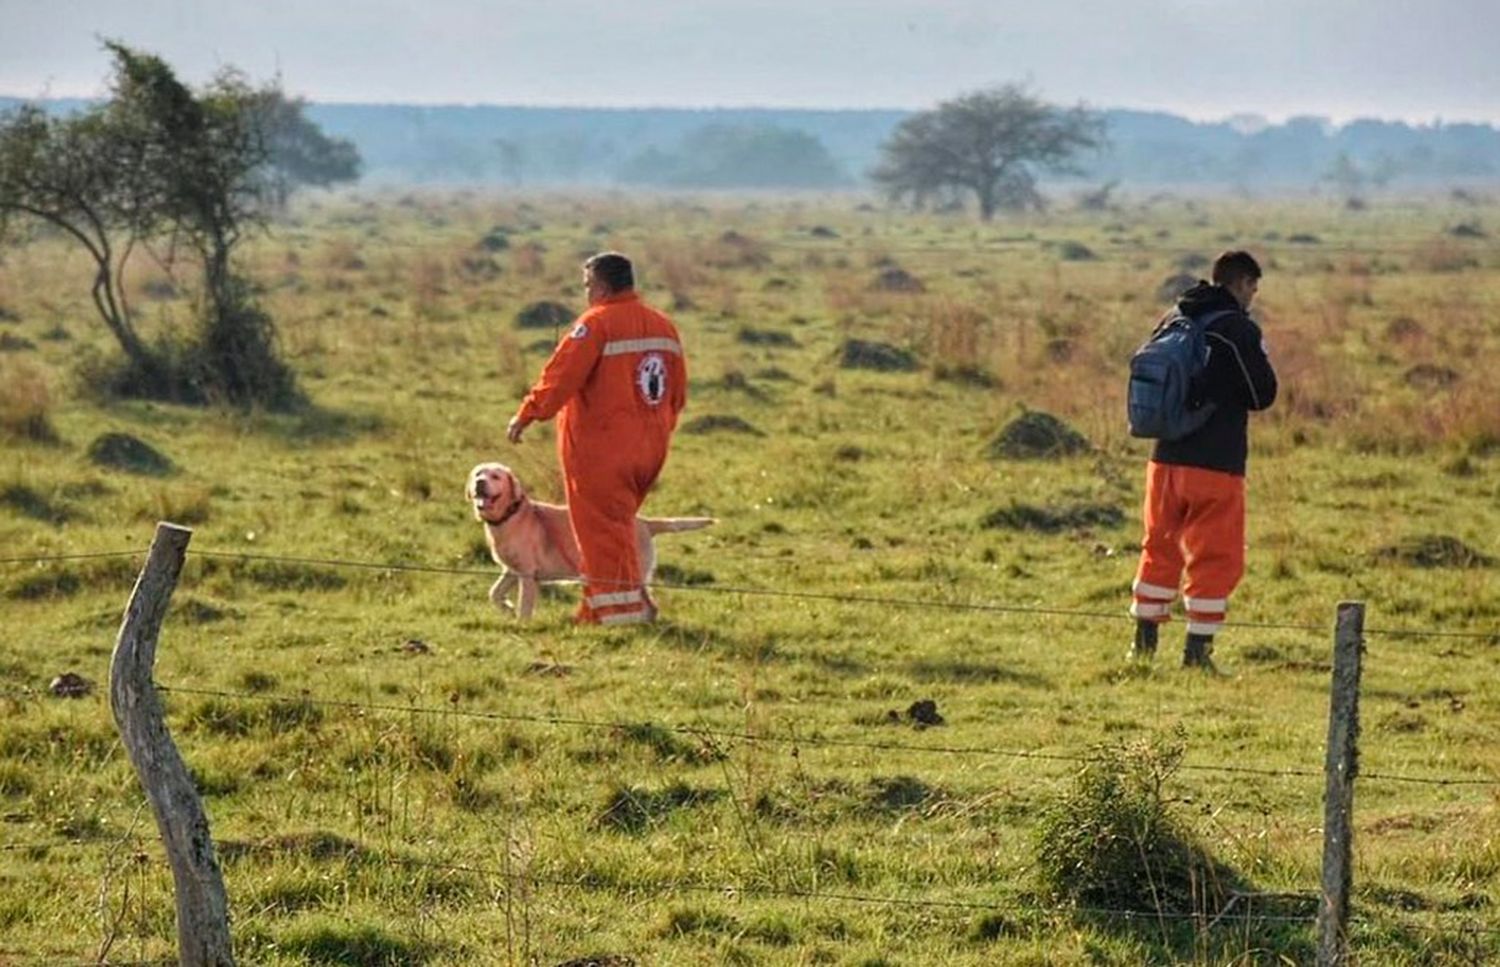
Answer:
[{"left": 3, "top": 0, "right": 1498, "bottom": 123}]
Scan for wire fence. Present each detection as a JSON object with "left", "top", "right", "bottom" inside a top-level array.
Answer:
[
  {"left": 3, "top": 545, "right": 1496, "bottom": 643},
  {"left": 3, "top": 540, "right": 1499, "bottom": 958},
  {"left": 151, "top": 683, "right": 1500, "bottom": 789},
  {"left": 10, "top": 832, "right": 1500, "bottom": 947}
]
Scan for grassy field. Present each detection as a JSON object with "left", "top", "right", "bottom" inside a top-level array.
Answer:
[{"left": 1, "top": 189, "right": 1498, "bottom": 965}]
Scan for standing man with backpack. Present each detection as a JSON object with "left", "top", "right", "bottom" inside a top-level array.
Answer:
[{"left": 1128, "top": 250, "right": 1278, "bottom": 670}]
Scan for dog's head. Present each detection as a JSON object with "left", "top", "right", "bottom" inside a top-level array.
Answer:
[{"left": 466, "top": 462, "right": 525, "bottom": 524}]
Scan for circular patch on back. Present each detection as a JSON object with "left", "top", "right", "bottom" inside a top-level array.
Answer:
[{"left": 636, "top": 352, "right": 667, "bottom": 406}]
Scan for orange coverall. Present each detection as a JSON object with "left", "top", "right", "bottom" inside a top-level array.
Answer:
[{"left": 513, "top": 290, "right": 686, "bottom": 624}]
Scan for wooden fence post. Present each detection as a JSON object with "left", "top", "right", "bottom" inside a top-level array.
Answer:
[
  {"left": 1317, "top": 601, "right": 1365, "bottom": 967},
  {"left": 109, "top": 522, "right": 234, "bottom": 966}
]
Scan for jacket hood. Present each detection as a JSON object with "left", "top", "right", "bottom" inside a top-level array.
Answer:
[{"left": 1177, "top": 281, "right": 1242, "bottom": 318}]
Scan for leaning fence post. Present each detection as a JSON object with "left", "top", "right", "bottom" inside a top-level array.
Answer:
[
  {"left": 1317, "top": 601, "right": 1364, "bottom": 967},
  {"left": 109, "top": 522, "right": 234, "bottom": 966}
]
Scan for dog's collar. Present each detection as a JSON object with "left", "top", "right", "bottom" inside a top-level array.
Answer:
[{"left": 481, "top": 496, "right": 525, "bottom": 527}]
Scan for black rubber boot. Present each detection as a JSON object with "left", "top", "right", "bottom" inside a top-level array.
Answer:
[
  {"left": 1183, "top": 632, "right": 1217, "bottom": 671},
  {"left": 1128, "top": 620, "right": 1159, "bottom": 662}
]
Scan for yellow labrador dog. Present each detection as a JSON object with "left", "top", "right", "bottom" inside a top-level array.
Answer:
[{"left": 466, "top": 462, "right": 714, "bottom": 619}]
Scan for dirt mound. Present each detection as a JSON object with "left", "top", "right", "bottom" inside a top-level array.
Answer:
[
  {"left": 86, "top": 433, "right": 174, "bottom": 476},
  {"left": 458, "top": 254, "right": 501, "bottom": 280},
  {"left": 1403, "top": 364, "right": 1460, "bottom": 391},
  {"left": 865, "top": 775, "right": 938, "bottom": 812},
  {"left": 1373, "top": 535, "right": 1493, "bottom": 569},
  {"left": 1057, "top": 240, "right": 1097, "bottom": 261},
  {"left": 981, "top": 501, "right": 1124, "bottom": 533},
  {"left": 873, "top": 266, "right": 925, "bottom": 292},
  {"left": 987, "top": 411, "right": 1090, "bottom": 459},
  {"left": 838, "top": 338, "right": 917, "bottom": 372},
  {"left": 736, "top": 326, "right": 798, "bottom": 347},
  {"left": 680, "top": 414, "right": 763, "bottom": 436},
  {"left": 514, "top": 301, "right": 574, "bottom": 329}
]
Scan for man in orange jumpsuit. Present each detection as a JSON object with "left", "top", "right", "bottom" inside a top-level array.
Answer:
[
  {"left": 506, "top": 252, "right": 686, "bottom": 625},
  {"left": 1130, "top": 250, "right": 1278, "bottom": 670}
]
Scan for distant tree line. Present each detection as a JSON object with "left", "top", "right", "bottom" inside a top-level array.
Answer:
[
  {"left": 619, "top": 125, "right": 850, "bottom": 189},
  {"left": 7, "top": 88, "right": 1499, "bottom": 195}
]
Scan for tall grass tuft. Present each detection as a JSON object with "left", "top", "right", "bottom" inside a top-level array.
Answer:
[
  {"left": 1035, "top": 729, "right": 1243, "bottom": 915},
  {"left": 0, "top": 360, "right": 59, "bottom": 443}
]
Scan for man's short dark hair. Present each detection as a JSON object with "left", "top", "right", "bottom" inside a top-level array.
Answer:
[
  {"left": 1212, "top": 250, "right": 1262, "bottom": 287},
  {"left": 584, "top": 252, "right": 634, "bottom": 292}
]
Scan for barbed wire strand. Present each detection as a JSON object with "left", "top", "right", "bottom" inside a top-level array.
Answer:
[
  {"left": 153, "top": 683, "right": 1500, "bottom": 788},
  {"left": 191, "top": 547, "right": 1500, "bottom": 642},
  {"left": 0, "top": 550, "right": 143, "bottom": 565},
  {"left": 380, "top": 851, "right": 1325, "bottom": 925},
  {"left": 4, "top": 546, "right": 1495, "bottom": 642},
  {"left": 16, "top": 838, "right": 1500, "bottom": 939}
]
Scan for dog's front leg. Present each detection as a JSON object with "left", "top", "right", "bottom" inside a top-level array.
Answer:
[
  {"left": 489, "top": 572, "right": 519, "bottom": 614},
  {"left": 516, "top": 576, "right": 539, "bottom": 619}
]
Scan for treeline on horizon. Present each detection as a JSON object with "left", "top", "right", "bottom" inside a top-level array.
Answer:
[{"left": 7, "top": 96, "right": 1500, "bottom": 192}]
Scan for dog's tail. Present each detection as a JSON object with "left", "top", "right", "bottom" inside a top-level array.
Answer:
[{"left": 644, "top": 516, "right": 716, "bottom": 535}]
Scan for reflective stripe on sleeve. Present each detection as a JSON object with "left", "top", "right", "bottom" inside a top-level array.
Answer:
[{"left": 602, "top": 338, "right": 683, "bottom": 357}]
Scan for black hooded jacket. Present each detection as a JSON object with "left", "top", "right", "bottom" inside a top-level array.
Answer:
[{"left": 1151, "top": 282, "right": 1278, "bottom": 476}]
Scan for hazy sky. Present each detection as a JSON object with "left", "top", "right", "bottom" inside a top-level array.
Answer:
[{"left": 3, "top": 0, "right": 1497, "bottom": 123}]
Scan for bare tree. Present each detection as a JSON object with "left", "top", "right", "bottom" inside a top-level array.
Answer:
[{"left": 872, "top": 84, "right": 1105, "bottom": 220}]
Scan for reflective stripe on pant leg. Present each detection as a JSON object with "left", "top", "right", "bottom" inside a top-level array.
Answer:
[
  {"left": 1132, "top": 461, "right": 1185, "bottom": 623},
  {"left": 599, "top": 606, "right": 653, "bottom": 625},
  {"left": 564, "top": 458, "right": 643, "bottom": 625},
  {"left": 587, "top": 589, "right": 644, "bottom": 609},
  {"left": 1184, "top": 595, "right": 1227, "bottom": 634},
  {"left": 1180, "top": 467, "right": 1245, "bottom": 635}
]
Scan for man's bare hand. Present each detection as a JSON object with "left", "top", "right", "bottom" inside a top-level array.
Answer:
[{"left": 506, "top": 415, "right": 531, "bottom": 444}]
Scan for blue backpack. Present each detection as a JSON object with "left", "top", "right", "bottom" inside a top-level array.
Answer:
[{"left": 1127, "top": 309, "right": 1235, "bottom": 440}]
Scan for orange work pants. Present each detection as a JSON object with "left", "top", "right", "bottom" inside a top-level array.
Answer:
[
  {"left": 1130, "top": 461, "right": 1245, "bottom": 635},
  {"left": 562, "top": 433, "right": 668, "bottom": 625}
]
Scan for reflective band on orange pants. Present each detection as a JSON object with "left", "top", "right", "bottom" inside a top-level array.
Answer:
[
  {"left": 563, "top": 432, "right": 667, "bottom": 625},
  {"left": 1131, "top": 461, "right": 1245, "bottom": 635}
]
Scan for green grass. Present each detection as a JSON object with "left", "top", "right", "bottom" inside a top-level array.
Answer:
[{"left": 1, "top": 191, "right": 1498, "bottom": 964}]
